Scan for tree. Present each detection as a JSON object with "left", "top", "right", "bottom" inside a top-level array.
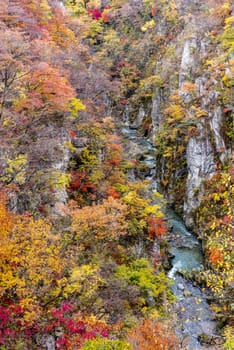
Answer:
[
  {"left": 0, "top": 196, "right": 65, "bottom": 327},
  {"left": 115, "top": 258, "right": 173, "bottom": 311},
  {"left": 69, "top": 196, "right": 128, "bottom": 246},
  {"left": 81, "top": 337, "right": 132, "bottom": 350},
  {"left": 120, "top": 182, "right": 165, "bottom": 237},
  {"left": 196, "top": 167, "right": 234, "bottom": 323},
  {"left": 147, "top": 216, "right": 167, "bottom": 239},
  {"left": 0, "top": 28, "right": 30, "bottom": 118},
  {"left": 127, "top": 318, "right": 179, "bottom": 350},
  {"left": 15, "top": 62, "right": 85, "bottom": 119}
]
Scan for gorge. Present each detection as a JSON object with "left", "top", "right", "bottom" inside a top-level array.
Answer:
[{"left": 0, "top": 0, "right": 233, "bottom": 349}]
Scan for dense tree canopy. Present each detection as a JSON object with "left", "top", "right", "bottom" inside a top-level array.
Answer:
[{"left": 0, "top": 0, "right": 233, "bottom": 349}]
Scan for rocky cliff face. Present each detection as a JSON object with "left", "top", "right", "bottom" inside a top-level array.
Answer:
[{"left": 142, "top": 0, "right": 233, "bottom": 227}]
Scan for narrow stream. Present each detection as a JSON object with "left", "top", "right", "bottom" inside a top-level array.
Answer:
[
  {"left": 121, "top": 125, "right": 219, "bottom": 350},
  {"left": 166, "top": 210, "right": 217, "bottom": 349}
]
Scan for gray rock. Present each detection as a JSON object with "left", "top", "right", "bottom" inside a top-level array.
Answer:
[
  {"left": 178, "top": 283, "right": 185, "bottom": 291},
  {"left": 200, "top": 321, "right": 216, "bottom": 334},
  {"left": 179, "top": 37, "right": 197, "bottom": 88},
  {"left": 40, "top": 335, "right": 55, "bottom": 350},
  {"left": 210, "top": 106, "right": 228, "bottom": 163},
  {"left": 131, "top": 105, "right": 146, "bottom": 128},
  {"left": 184, "top": 132, "right": 216, "bottom": 226},
  {"left": 151, "top": 90, "right": 164, "bottom": 134}
]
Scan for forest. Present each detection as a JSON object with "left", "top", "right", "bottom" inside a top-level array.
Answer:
[{"left": 0, "top": 0, "right": 233, "bottom": 349}]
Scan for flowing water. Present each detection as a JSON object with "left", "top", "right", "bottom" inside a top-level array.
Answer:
[
  {"left": 121, "top": 125, "right": 220, "bottom": 349},
  {"left": 166, "top": 210, "right": 218, "bottom": 349}
]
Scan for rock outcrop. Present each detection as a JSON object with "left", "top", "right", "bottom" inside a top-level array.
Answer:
[{"left": 141, "top": 0, "right": 233, "bottom": 226}]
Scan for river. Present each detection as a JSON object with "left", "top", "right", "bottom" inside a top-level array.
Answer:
[{"left": 120, "top": 125, "right": 221, "bottom": 349}]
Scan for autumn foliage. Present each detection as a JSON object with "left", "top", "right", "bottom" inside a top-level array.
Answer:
[
  {"left": 0, "top": 0, "right": 233, "bottom": 348},
  {"left": 147, "top": 216, "right": 167, "bottom": 239},
  {"left": 127, "top": 318, "right": 179, "bottom": 350},
  {"left": 0, "top": 195, "right": 122, "bottom": 348},
  {"left": 70, "top": 196, "right": 128, "bottom": 242},
  {"left": 196, "top": 166, "right": 233, "bottom": 327}
]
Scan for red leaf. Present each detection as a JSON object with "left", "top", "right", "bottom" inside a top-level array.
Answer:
[
  {"left": 61, "top": 301, "right": 72, "bottom": 312},
  {"left": 147, "top": 216, "right": 167, "bottom": 239},
  {"left": 88, "top": 8, "right": 102, "bottom": 20},
  {"left": 119, "top": 99, "right": 129, "bottom": 105},
  {"left": 69, "top": 130, "right": 76, "bottom": 138},
  {"left": 106, "top": 187, "right": 120, "bottom": 198},
  {"left": 223, "top": 107, "right": 232, "bottom": 113},
  {"left": 151, "top": 5, "right": 158, "bottom": 16}
]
